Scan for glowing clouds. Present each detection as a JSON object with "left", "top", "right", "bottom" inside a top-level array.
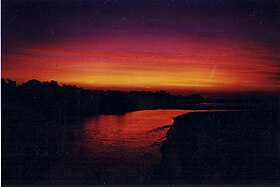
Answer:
[{"left": 2, "top": 29, "right": 280, "bottom": 93}]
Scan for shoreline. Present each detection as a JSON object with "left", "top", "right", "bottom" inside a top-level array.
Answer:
[{"left": 159, "top": 110, "right": 280, "bottom": 185}]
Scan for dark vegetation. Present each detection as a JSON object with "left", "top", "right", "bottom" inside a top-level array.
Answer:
[
  {"left": 4, "top": 78, "right": 279, "bottom": 185},
  {"left": 158, "top": 111, "right": 280, "bottom": 185},
  {"left": 1, "top": 78, "right": 203, "bottom": 185},
  {"left": 2, "top": 78, "right": 203, "bottom": 123}
]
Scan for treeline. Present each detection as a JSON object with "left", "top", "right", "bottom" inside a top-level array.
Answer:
[
  {"left": 1, "top": 78, "right": 203, "bottom": 184},
  {"left": 2, "top": 78, "right": 203, "bottom": 125}
]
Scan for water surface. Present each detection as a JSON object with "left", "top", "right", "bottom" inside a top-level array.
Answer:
[{"left": 41, "top": 110, "right": 204, "bottom": 184}]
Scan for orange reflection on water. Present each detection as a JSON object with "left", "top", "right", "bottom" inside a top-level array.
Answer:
[
  {"left": 82, "top": 110, "right": 191, "bottom": 161},
  {"left": 78, "top": 109, "right": 226, "bottom": 183}
]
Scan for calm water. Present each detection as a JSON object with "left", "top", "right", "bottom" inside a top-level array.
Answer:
[{"left": 41, "top": 110, "right": 204, "bottom": 185}]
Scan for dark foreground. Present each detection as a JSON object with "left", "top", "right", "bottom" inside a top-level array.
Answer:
[
  {"left": 2, "top": 109, "right": 280, "bottom": 185},
  {"left": 2, "top": 79, "right": 280, "bottom": 185},
  {"left": 159, "top": 110, "right": 280, "bottom": 185}
]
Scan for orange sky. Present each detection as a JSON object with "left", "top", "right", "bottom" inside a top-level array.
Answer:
[{"left": 2, "top": 29, "right": 280, "bottom": 93}]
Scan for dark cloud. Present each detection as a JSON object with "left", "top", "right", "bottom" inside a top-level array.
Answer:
[
  {"left": 257, "top": 70, "right": 280, "bottom": 82},
  {"left": 270, "top": 72, "right": 280, "bottom": 81}
]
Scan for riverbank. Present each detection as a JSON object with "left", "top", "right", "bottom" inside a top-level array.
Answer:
[{"left": 159, "top": 110, "right": 280, "bottom": 185}]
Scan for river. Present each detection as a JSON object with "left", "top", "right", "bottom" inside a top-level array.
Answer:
[{"left": 39, "top": 109, "right": 205, "bottom": 185}]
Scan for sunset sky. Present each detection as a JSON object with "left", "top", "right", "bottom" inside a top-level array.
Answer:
[{"left": 2, "top": 0, "right": 280, "bottom": 94}]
